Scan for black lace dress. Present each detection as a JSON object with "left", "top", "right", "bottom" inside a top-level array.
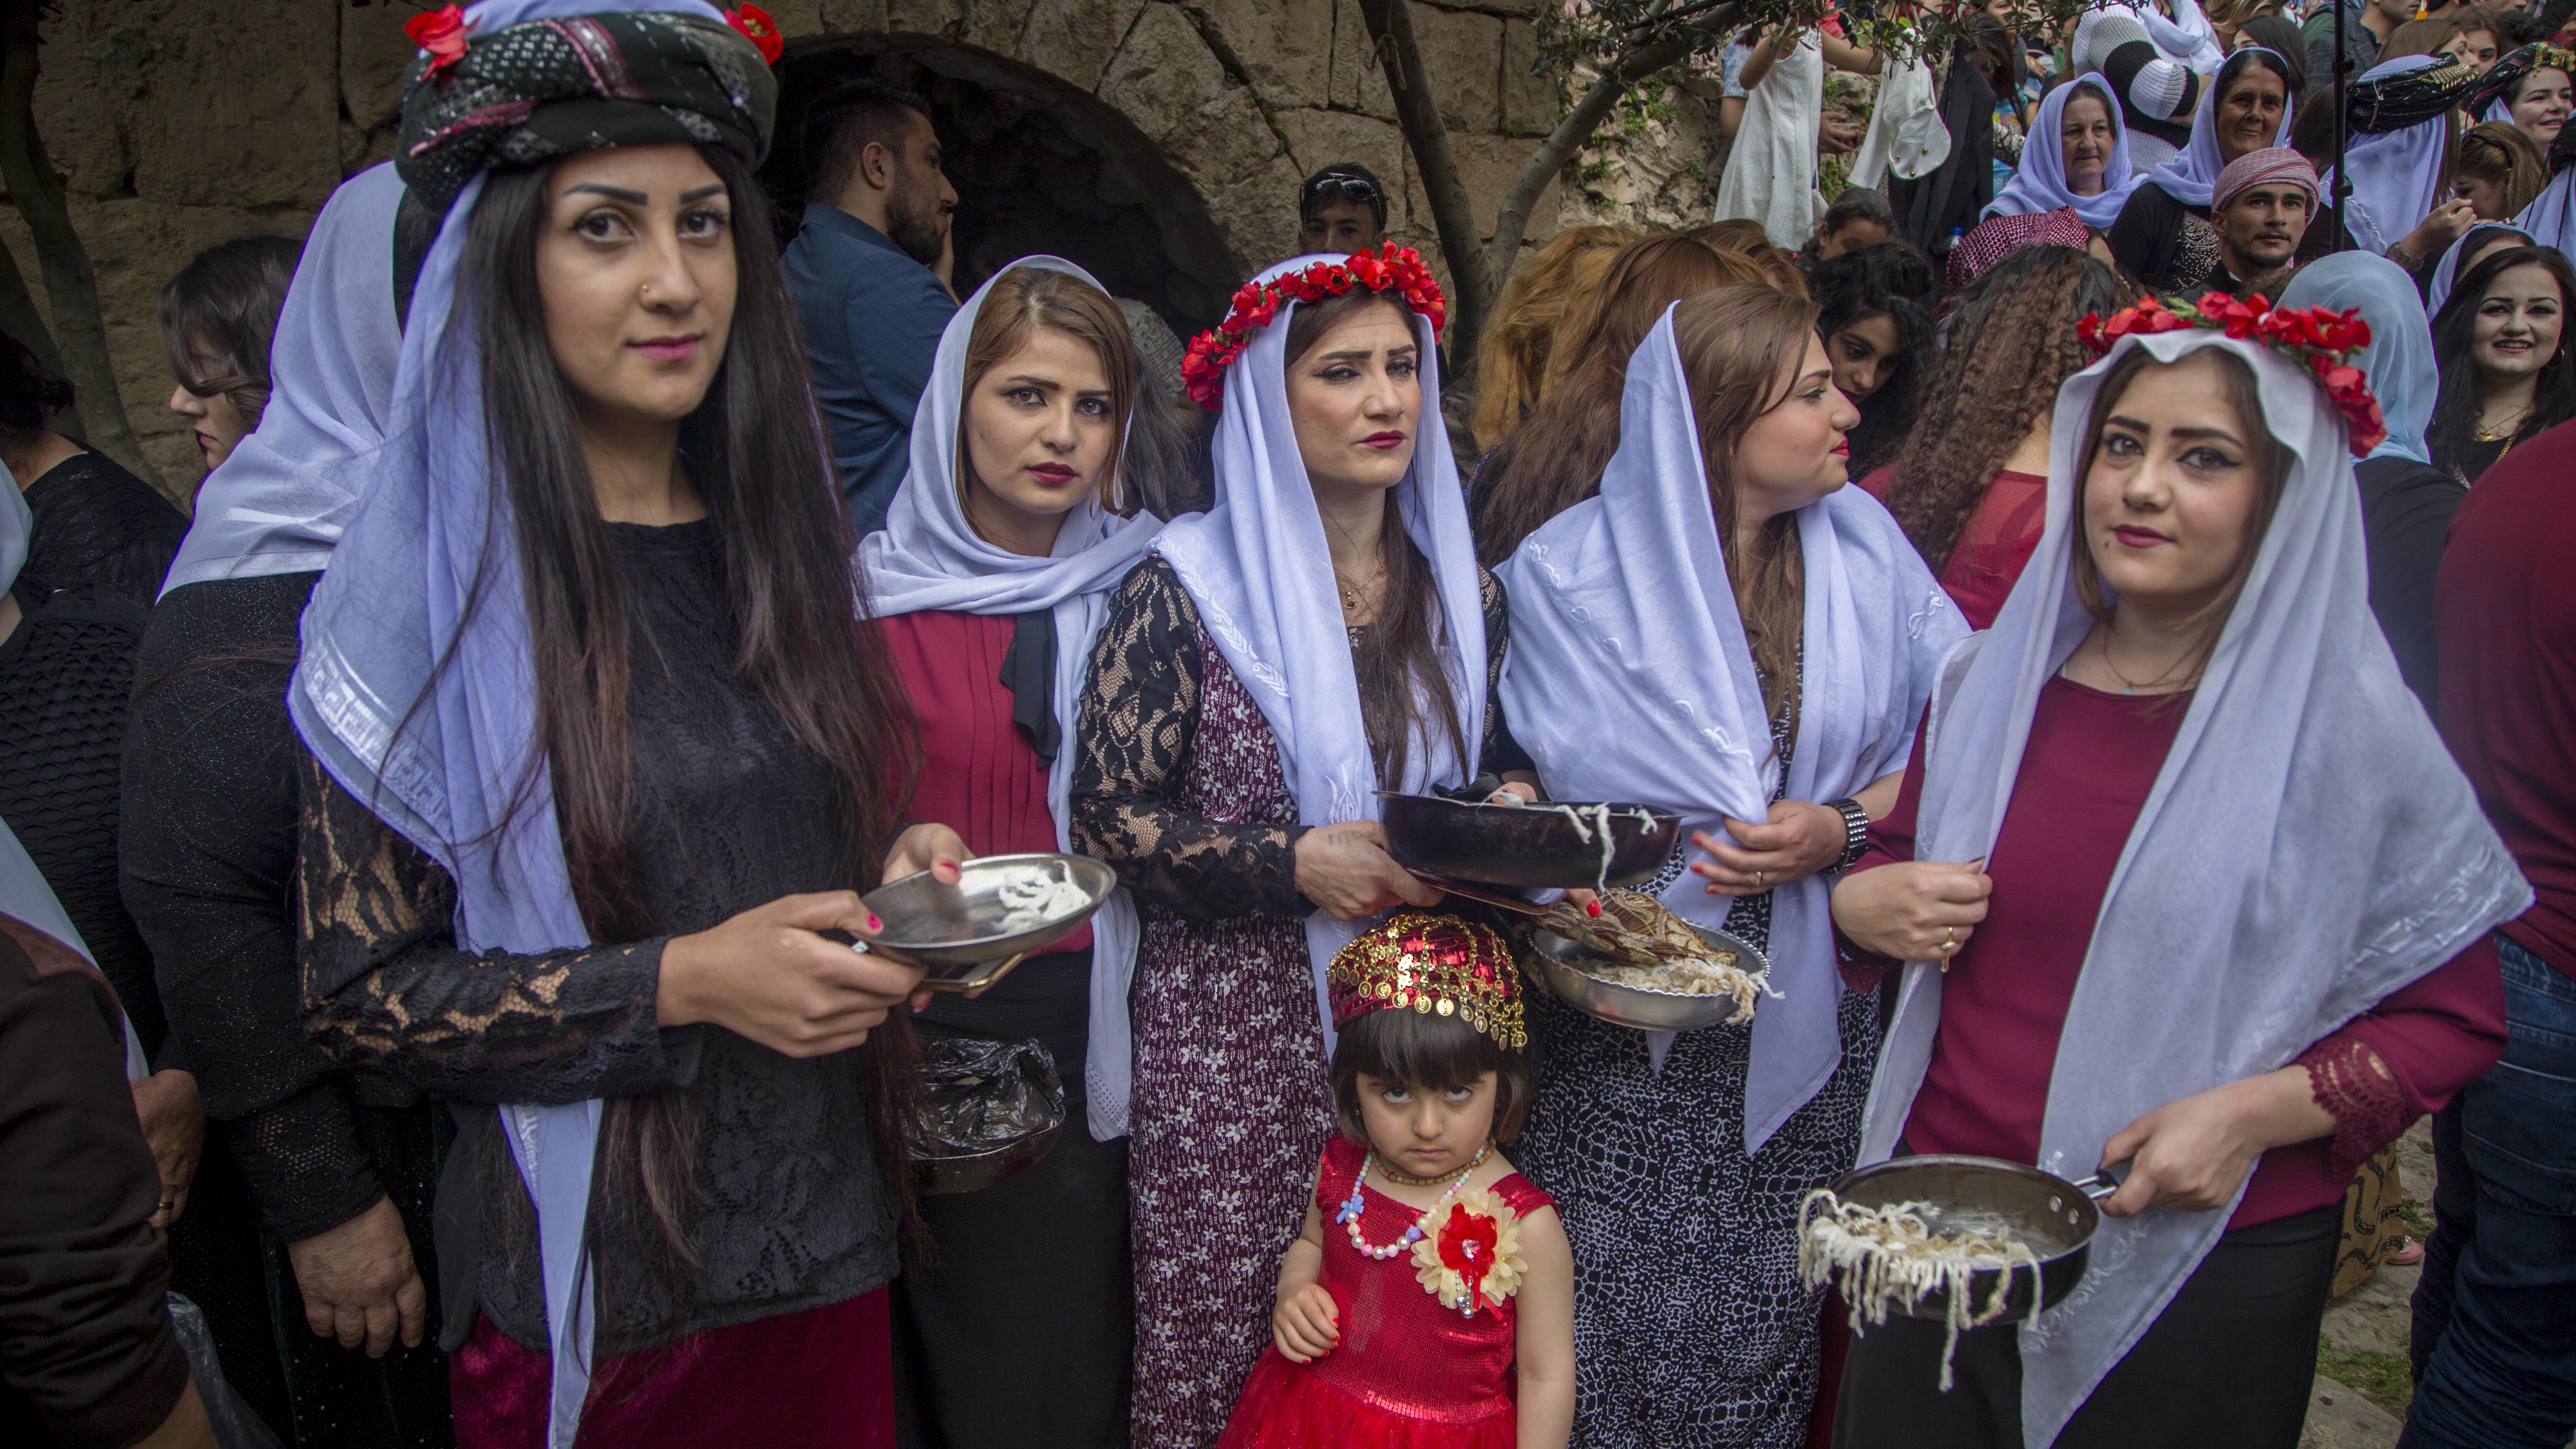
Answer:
[
  {"left": 1069, "top": 556, "right": 1521, "bottom": 1449},
  {"left": 1511, "top": 672, "right": 1884, "bottom": 1449},
  {"left": 293, "top": 522, "right": 901, "bottom": 1393},
  {"left": 122, "top": 571, "right": 455, "bottom": 1448}
]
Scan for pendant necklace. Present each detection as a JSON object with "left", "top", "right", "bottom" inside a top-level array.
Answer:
[{"left": 1337, "top": 1144, "right": 1488, "bottom": 1261}]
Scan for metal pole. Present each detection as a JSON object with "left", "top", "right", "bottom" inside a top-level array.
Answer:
[{"left": 2332, "top": 0, "right": 2351, "bottom": 250}]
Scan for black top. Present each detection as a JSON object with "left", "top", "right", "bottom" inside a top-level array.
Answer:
[
  {"left": 1068, "top": 556, "right": 1526, "bottom": 918},
  {"left": 2106, "top": 184, "right": 2221, "bottom": 292},
  {"left": 2355, "top": 456, "right": 2465, "bottom": 717},
  {"left": 296, "top": 519, "right": 898, "bottom": 1355},
  {"left": 120, "top": 572, "right": 409, "bottom": 1242},
  {"left": 0, "top": 586, "right": 161, "bottom": 1058},
  {"left": 17, "top": 452, "right": 187, "bottom": 610}
]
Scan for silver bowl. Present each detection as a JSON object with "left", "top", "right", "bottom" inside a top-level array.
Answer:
[
  {"left": 1525, "top": 921, "right": 1771, "bottom": 1031},
  {"left": 916, "top": 1119, "right": 1063, "bottom": 1196},
  {"left": 861, "top": 852, "right": 1116, "bottom": 993}
]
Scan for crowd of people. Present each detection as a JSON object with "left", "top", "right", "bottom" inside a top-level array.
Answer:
[{"left": 5, "top": 1, "right": 2576, "bottom": 1448}]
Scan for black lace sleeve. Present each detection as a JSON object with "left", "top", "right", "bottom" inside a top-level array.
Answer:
[
  {"left": 1477, "top": 567, "right": 1535, "bottom": 779},
  {"left": 1068, "top": 558, "right": 1311, "bottom": 918},
  {"left": 296, "top": 753, "right": 703, "bottom": 1106}
]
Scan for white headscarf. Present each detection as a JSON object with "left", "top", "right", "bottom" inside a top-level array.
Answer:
[
  {"left": 0, "top": 456, "right": 24, "bottom": 599},
  {"left": 2281, "top": 254, "right": 2438, "bottom": 466},
  {"left": 2514, "top": 164, "right": 2576, "bottom": 257},
  {"left": 1857, "top": 327, "right": 2530, "bottom": 1449},
  {"left": 2139, "top": 0, "right": 2227, "bottom": 73},
  {"left": 1498, "top": 308, "right": 1963, "bottom": 1150},
  {"left": 858, "top": 256, "right": 1160, "bottom": 1141},
  {"left": 1988, "top": 75, "right": 2144, "bottom": 229},
  {"left": 161, "top": 162, "right": 403, "bottom": 595},
  {"left": 2428, "top": 222, "right": 2535, "bottom": 316},
  {"left": 1152, "top": 254, "right": 1487, "bottom": 1047},
  {"left": 2321, "top": 56, "right": 2452, "bottom": 256},
  {"left": 2146, "top": 48, "right": 2298, "bottom": 207}
]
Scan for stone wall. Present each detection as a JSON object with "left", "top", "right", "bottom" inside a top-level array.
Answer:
[{"left": 7, "top": 0, "right": 1709, "bottom": 506}]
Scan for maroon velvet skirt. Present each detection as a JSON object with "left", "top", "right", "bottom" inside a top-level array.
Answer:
[{"left": 450, "top": 1288, "right": 895, "bottom": 1449}]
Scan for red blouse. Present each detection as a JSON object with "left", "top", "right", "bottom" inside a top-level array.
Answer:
[
  {"left": 1848, "top": 676, "right": 2506, "bottom": 1228},
  {"left": 881, "top": 610, "right": 1090, "bottom": 953},
  {"left": 1857, "top": 466, "right": 2048, "bottom": 632}
]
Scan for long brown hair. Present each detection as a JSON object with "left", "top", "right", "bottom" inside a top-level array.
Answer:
[
  {"left": 1469, "top": 236, "right": 1762, "bottom": 566},
  {"left": 1285, "top": 289, "right": 1468, "bottom": 786},
  {"left": 955, "top": 267, "right": 1138, "bottom": 513},
  {"left": 1468, "top": 225, "right": 1631, "bottom": 450},
  {"left": 1670, "top": 285, "right": 1825, "bottom": 739},
  {"left": 2068, "top": 346, "right": 2293, "bottom": 676},
  {"left": 459, "top": 147, "right": 923, "bottom": 1327},
  {"left": 1882, "top": 246, "right": 2124, "bottom": 573}
]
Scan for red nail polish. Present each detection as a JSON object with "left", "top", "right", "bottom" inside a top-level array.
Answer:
[
  {"left": 1586, "top": 898, "right": 1603, "bottom": 917},
  {"left": 866, "top": 913, "right": 882, "bottom": 932},
  {"left": 937, "top": 860, "right": 959, "bottom": 871}
]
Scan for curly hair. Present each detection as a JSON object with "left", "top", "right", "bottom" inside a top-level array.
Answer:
[
  {"left": 1468, "top": 224, "right": 1632, "bottom": 450},
  {"left": 1809, "top": 242, "right": 1937, "bottom": 477},
  {"left": 1879, "top": 245, "right": 2124, "bottom": 574}
]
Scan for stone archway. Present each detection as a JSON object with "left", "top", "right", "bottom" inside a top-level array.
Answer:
[{"left": 766, "top": 36, "right": 1247, "bottom": 336}]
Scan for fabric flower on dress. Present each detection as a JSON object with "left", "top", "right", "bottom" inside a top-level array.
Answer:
[
  {"left": 1179, "top": 244, "right": 1446, "bottom": 410},
  {"left": 2080, "top": 293, "right": 2389, "bottom": 456},
  {"left": 1412, "top": 1186, "right": 1526, "bottom": 1317}
]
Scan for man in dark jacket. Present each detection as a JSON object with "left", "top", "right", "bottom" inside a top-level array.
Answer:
[{"left": 782, "top": 80, "right": 958, "bottom": 536}]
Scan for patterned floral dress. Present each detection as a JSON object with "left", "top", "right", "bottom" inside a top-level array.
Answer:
[
  {"left": 1511, "top": 675, "right": 1884, "bottom": 1449},
  {"left": 1070, "top": 557, "right": 1516, "bottom": 1449}
]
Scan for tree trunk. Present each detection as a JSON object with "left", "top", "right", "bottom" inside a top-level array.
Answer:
[
  {"left": 0, "top": 229, "right": 77, "bottom": 442},
  {"left": 1356, "top": 0, "right": 1497, "bottom": 360},
  {"left": 0, "top": 0, "right": 158, "bottom": 488}
]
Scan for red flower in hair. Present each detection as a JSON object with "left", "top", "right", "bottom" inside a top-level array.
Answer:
[
  {"left": 726, "top": 5, "right": 785, "bottom": 65},
  {"left": 405, "top": 4, "right": 470, "bottom": 79},
  {"left": 2078, "top": 292, "right": 2388, "bottom": 457},
  {"left": 1178, "top": 244, "right": 1446, "bottom": 412}
]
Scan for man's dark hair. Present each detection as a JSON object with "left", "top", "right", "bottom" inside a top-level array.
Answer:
[
  {"left": 1300, "top": 163, "right": 1388, "bottom": 231},
  {"left": 802, "top": 79, "right": 933, "bottom": 200},
  {"left": 1821, "top": 187, "right": 1897, "bottom": 238},
  {"left": 2494, "top": 7, "right": 2544, "bottom": 46}
]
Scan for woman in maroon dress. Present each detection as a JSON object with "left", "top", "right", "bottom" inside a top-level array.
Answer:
[
  {"left": 1828, "top": 310, "right": 2527, "bottom": 1448},
  {"left": 1861, "top": 244, "right": 2124, "bottom": 629}
]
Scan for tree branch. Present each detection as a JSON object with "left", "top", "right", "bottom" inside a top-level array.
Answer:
[
  {"left": 1356, "top": 0, "right": 1498, "bottom": 351},
  {"left": 0, "top": 0, "right": 156, "bottom": 489}
]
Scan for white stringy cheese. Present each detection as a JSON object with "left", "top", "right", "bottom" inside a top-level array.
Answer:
[
  {"left": 1797, "top": 1189, "right": 2044, "bottom": 1392},
  {"left": 993, "top": 864, "right": 1091, "bottom": 934}
]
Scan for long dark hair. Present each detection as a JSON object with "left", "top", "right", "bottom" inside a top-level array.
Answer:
[
  {"left": 1883, "top": 247, "right": 2124, "bottom": 572},
  {"left": 457, "top": 147, "right": 923, "bottom": 1322},
  {"left": 1285, "top": 288, "right": 1468, "bottom": 786},
  {"left": 1468, "top": 235, "right": 1762, "bottom": 566},
  {"left": 2429, "top": 245, "right": 2576, "bottom": 478},
  {"left": 1809, "top": 243, "right": 1936, "bottom": 477},
  {"left": 1671, "top": 285, "right": 1826, "bottom": 739}
]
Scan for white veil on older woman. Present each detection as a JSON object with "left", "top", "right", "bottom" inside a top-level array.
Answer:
[
  {"left": 858, "top": 255, "right": 1160, "bottom": 1140},
  {"left": 1857, "top": 325, "right": 2529, "bottom": 1448}
]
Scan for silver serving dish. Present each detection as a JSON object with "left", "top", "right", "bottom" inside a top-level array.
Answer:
[
  {"left": 917, "top": 1119, "right": 1062, "bottom": 1196},
  {"left": 860, "top": 852, "right": 1115, "bottom": 994},
  {"left": 1525, "top": 920, "right": 1771, "bottom": 1031}
]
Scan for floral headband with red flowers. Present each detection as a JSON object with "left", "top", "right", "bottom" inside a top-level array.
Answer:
[
  {"left": 2077, "top": 293, "right": 2388, "bottom": 457},
  {"left": 1181, "top": 245, "right": 1447, "bottom": 411}
]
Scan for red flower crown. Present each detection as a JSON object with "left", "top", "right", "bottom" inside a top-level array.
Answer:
[
  {"left": 2077, "top": 293, "right": 2388, "bottom": 457},
  {"left": 1182, "top": 245, "right": 1446, "bottom": 410}
]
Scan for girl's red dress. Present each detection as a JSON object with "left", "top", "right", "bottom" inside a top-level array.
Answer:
[{"left": 1215, "top": 1135, "right": 1557, "bottom": 1449}]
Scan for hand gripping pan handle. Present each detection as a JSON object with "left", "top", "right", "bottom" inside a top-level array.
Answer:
[{"left": 2075, "top": 1158, "right": 2134, "bottom": 1203}]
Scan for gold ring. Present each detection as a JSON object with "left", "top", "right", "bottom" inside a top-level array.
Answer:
[{"left": 1754, "top": 870, "right": 1765, "bottom": 889}]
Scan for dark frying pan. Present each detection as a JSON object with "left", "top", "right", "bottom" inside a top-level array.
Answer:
[
  {"left": 1376, "top": 791, "right": 1681, "bottom": 891},
  {"left": 1818, "top": 1155, "right": 2129, "bottom": 1325}
]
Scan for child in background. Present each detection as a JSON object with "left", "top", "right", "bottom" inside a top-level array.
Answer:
[{"left": 1215, "top": 914, "right": 1575, "bottom": 1449}]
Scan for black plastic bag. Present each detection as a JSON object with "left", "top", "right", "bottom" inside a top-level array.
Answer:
[{"left": 911, "top": 1037, "right": 1064, "bottom": 1155}]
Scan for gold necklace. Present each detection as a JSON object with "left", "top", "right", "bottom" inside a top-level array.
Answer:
[
  {"left": 1333, "top": 564, "right": 1385, "bottom": 616},
  {"left": 2476, "top": 404, "right": 2533, "bottom": 443},
  {"left": 1373, "top": 1144, "right": 1490, "bottom": 1188},
  {"left": 2096, "top": 634, "right": 2197, "bottom": 697}
]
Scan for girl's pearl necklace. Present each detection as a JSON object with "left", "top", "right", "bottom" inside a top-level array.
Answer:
[{"left": 1336, "top": 1145, "right": 1489, "bottom": 1261}]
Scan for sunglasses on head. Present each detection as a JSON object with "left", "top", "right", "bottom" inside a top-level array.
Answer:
[{"left": 1304, "top": 175, "right": 1384, "bottom": 208}]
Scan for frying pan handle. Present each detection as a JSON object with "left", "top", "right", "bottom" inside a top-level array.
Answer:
[{"left": 2077, "top": 1159, "right": 2134, "bottom": 1203}]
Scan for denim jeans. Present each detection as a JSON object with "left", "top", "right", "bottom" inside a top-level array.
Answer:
[{"left": 2402, "top": 934, "right": 2576, "bottom": 1449}]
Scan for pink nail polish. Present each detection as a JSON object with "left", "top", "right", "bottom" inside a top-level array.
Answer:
[{"left": 866, "top": 913, "right": 882, "bottom": 932}]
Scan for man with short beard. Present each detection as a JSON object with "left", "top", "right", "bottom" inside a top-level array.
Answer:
[
  {"left": 785, "top": 80, "right": 960, "bottom": 534},
  {"left": 2188, "top": 147, "right": 2317, "bottom": 302}
]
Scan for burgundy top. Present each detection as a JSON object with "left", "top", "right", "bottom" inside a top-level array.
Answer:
[
  {"left": 882, "top": 610, "right": 1090, "bottom": 953},
  {"left": 1850, "top": 676, "right": 2506, "bottom": 1228},
  {"left": 1857, "top": 466, "right": 2048, "bottom": 632},
  {"left": 2438, "top": 418, "right": 2576, "bottom": 980}
]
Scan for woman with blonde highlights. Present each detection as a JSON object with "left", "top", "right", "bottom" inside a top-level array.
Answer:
[{"left": 1468, "top": 224, "right": 1630, "bottom": 452}]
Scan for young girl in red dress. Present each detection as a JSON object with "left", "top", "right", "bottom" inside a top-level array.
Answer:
[{"left": 1216, "top": 913, "right": 1575, "bottom": 1449}]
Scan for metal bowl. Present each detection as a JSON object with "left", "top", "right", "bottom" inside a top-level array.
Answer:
[
  {"left": 1817, "top": 1155, "right": 2116, "bottom": 1325},
  {"left": 1378, "top": 792, "right": 1681, "bottom": 890},
  {"left": 916, "top": 1120, "right": 1062, "bottom": 1196},
  {"left": 1525, "top": 921, "right": 1772, "bottom": 1032},
  {"left": 861, "top": 852, "right": 1115, "bottom": 992}
]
